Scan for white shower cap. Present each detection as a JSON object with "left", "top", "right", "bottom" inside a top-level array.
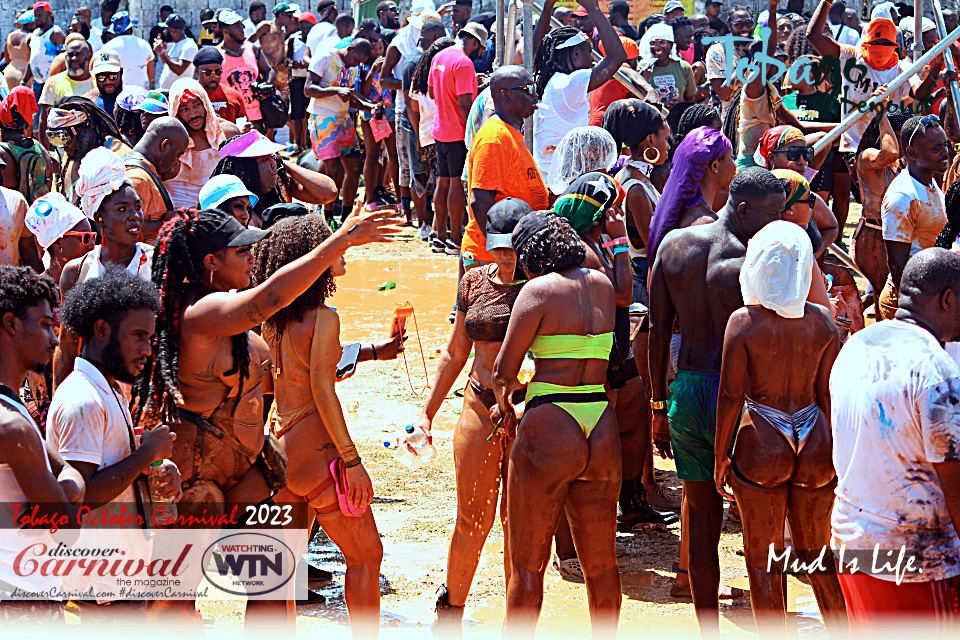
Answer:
[
  {"left": 740, "top": 220, "right": 814, "bottom": 319},
  {"left": 547, "top": 126, "right": 619, "bottom": 195}
]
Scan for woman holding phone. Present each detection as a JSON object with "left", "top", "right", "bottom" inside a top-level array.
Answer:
[{"left": 253, "top": 214, "right": 392, "bottom": 636}]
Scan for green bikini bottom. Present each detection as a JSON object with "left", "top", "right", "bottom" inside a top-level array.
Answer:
[{"left": 524, "top": 381, "right": 609, "bottom": 439}]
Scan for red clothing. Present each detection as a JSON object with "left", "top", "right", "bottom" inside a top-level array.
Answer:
[
  {"left": 206, "top": 83, "right": 247, "bottom": 123},
  {"left": 428, "top": 46, "right": 477, "bottom": 143},
  {"left": 837, "top": 570, "right": 960, "bottom": 628},
  {"left": 589, "top": 79, "right": 631, "bottom": 127}
]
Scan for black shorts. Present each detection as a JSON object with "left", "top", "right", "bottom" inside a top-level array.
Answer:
[
  {"left": 811, "top": 152, "right": 834, "bottom": 192},
  {"left": 289, "top": 77, "right": 307, "bottom": 121},
  {"left": 435, "top": 140, "right": 467, "bottom": 178}
]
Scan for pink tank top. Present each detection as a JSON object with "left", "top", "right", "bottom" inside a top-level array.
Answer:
[{"left": 220, "top": 43, "right": 262, "bottom": 120}]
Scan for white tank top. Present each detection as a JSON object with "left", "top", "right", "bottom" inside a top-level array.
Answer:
[
  {"left": 28, "top": 25, "right": 60, "bottom": 83},
  {"left": 620, "top": 160, "right": 661, "bottom": 260},
  {"left": 78, "top": 244, "right": 153, "bottom": 283}
]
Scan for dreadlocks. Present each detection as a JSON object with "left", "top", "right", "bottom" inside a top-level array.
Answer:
[
  {"left": 411, "top": 37, "right": 455, "bottom": 96},
  {"left": 533, "top": 26, "right": 584, "bottom": 99},
  {"left": 114, "top": 102, "right": 145, "bottom": 148},
  {"left": 213, "top": 137, "right": 291, "bottom": 217},
  {"left": 693, "top": 27, "right": 717, "bottom": 61},
  {"left": 132, "top": 209, "right": 252, "bottom": 425},
  {"left": 55, "top": 95, "right": 123, "bottom": 151},
  {"left": 935, "top": 180, "right": 960, "bottom": 250}
]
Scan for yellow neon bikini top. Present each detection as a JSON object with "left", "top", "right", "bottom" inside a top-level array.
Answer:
[{"left": 529, "top": 332, "right": 614, "bottom": 360}]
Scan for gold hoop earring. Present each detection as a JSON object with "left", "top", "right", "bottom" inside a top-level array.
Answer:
[{"left": 643, "top": 146, "right": 661, "bottom": 164}]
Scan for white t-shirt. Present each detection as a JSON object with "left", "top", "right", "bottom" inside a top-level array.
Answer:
[
  {"left": 307, "top": 50, "right": 355, "bottom": 118},
  {"left": 837, "top": 44, "right": 912, "bottom": 152},
  {"left": 306, "top": 21, "right": 337, "bottom": 56},
  {"left": 290, "top": 32, "right": 308, "bottom": 78},
  {"left": 705, "top": 41, "right": 743, "bottom": 121},
  {"left": 411, "top": 91, "right": 437, "bottom": 146},
  {"left": 47, "top": 357, "right": 151, "bottom": 599},
  {"left": 533, "top": 68, "right": 592, "bottom": 181},
  {"left": 243, "top": 18, "right": 259, "bottom": 39},
  {"left": 880, "top": 170, "right": 947, "bottom": 287},
  {"left": 158, "top": 37, "right": 199, "bottom": 89},
  {"left": 102, "top": 34, "right": 156, "bottom": 89},
  {"left": 89, "top": 25, "right": 104, "bottom": 53},
  {"left": 831, "top": 23, "right": 860, "bottom": 46},
  {"left": 0, "top": 187, "right": 28, "bottom": 267},
  {"left": 830, "top": 319, "right": 960, "bottom": 582}
]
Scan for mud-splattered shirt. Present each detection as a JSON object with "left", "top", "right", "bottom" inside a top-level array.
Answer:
[
  {"left": 881, "top": 170, "right": 946, "bottom": 290},
  {"left": 830, "top": 319, "right": 960, "bottom": 582}
]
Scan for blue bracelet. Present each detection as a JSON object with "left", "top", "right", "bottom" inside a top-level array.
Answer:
[{"left": 612, "top": 246, "right": 630, "bottom": 255}]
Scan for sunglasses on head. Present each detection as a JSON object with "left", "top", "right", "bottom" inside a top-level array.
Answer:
[
  {"left": 63, "top": 230, "right": 97, "bottom": 244},
  {"left": 772, "top": 146, "right": 814, "bottom": 162},
  {"left": 907, "top": 114, "right": 942, "bottom": 148},
  {"left": 505, "top": 83, "right": 537, "bottom": 97}
]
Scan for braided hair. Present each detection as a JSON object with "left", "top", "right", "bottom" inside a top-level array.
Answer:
[
  {"left": 213, "top": 137, "right": 292, "bottom": 217},
  {"left": 132, "top": 209, "right": 252, "bottom": 425},
  {"left": 693, "top": 27, "right": 717, "bottom": 62},
  {"left": 533, "top": 26, "right": 584, "bottom": 99},
  {"left": 411, "top": 37, "right": 455, "bottom": 96},
  {"left": 935, "top": 181, "right": 960, "bottom": 249},
  {"left": 786, "top": 25, "right": 817, "bottom": 65},
  {"left": 676, "top": 103, "right": 720, "bottom": 141}
]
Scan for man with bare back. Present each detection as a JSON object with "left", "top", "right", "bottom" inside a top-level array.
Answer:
[
  {"left": 714, "top": 220, "right": 847, "bottom": 634},
  {"left": 249, "top": 3, "right": 299, "bottom": 103},
  {"left": 648, "top": 166, "right": 784, "bottom": 633}
]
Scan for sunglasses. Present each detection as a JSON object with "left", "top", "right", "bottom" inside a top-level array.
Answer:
[
  {"left": 731, "top": 19, "right": 755, "bottom": 29},
  {"left": 800, "top": 195, "right": 816, "bottom": 209},
  {"left": 199, "top": 68, "right": 223, "bottom": 78},
  {"left": 506, "top": 83, "right": 537, "bottom": 97},
  {"left": 772, "top": 146, "right": 814, "bottom": 162},
  {"left": 95, "top": 72, "right": 119, "bottom": 82},
  {"left": 907, "top": 114, "right": 942, "bottom": 148},
  {"left": 47, "top": 129, "right": 73, "bottom": 147},
  {"left": 63, "top": 230, "right": 97, "bottom": 244}
]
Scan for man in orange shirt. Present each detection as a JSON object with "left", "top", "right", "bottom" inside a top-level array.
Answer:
[
  {"left": 588, "top": 36, "right": 640, "bottom": 127},
  {"left": 463, "top": 66, "right": 547, "bottom": 268},
  {"left": 123, "top": 116, "right": 189, "bottom": 243}
]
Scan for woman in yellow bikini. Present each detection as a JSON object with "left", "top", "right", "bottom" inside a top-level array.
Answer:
[{"left": 492, "top": 212, "right": 620, "bottom": 637}]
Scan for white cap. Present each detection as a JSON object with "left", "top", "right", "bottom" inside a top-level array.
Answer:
[{"left": 25, "top": 192, "right": 87, "bottom": 249}]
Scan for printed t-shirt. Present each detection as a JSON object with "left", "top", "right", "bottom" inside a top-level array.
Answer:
[
  {"left": 836, "top": 44, "right": 912, "bottom": 152},
  {"left": 220, "top": 42, "right": 262, "bottom": 121},
  {"left": 428, "top": 46, "right": 478, "bottom": 143},
  {"left": 881, "top": 169, "right": 947, "bottom": 284},
  {"left": 534, "top": 68, "right": 592, "bottom": 181},
  {"left": 207, "top": 83, "right": 247, "bottom": 122},
  {"left": 307, "top": 50, "right": 356, "bottom": 118},
  {"left": 102, "top": 35, "right": 156, "bottom": 89},
  {"left": 705, "top": 41, "right": 743, "bottom": 120},
  {"left": 38, "top": 72, "right": 93, "bottom": 106},
  {"left": 645, "top": 58, "right": 696, "bottom": 108},
  {"left": 589, "top": 78, "right": 631, "bottom": 127},
  {"left": 464, "top": 117, "right": 550, "bottom": 262},
  {"left": 830, "top": 319, "right": 960, "bottom": 582},
  {"left": 736, "top": 85, "right": 781, "bottom": 170},
  {"left": 29, "top": 26, "right": 63, "bottom": 83}
]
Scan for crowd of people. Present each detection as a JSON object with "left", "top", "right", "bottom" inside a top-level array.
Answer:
[{"left": 0, "top": 0, "right": 959, "bottom": 637}]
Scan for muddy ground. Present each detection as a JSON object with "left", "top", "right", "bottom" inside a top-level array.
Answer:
[{"left": 195, "top": 211, "right": 864, "bottom": 639}]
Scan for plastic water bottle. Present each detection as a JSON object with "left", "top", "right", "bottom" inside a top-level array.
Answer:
[
  {"left": 403, "top": 425, "right": 437, "bottom": 462},
  {"left": 391, "top": 442, "right": 422, "bottom": 470},
  {"left": 149, "top": 460, "right": 178, "bottom": 522}
]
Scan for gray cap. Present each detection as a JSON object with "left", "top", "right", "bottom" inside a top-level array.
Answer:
[{"left": 486, "top": 198, "right": 533, "bottom": 251}]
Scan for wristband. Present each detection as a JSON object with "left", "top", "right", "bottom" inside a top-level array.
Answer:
[
  {"left": 343, "top": 456, "right": 362, "bottom": 468},
  {"left": 371, "top": 344, "right": 377, "bottom": 361},
  {"left": 601, "top": 237, "right": 629, "bottom": 248},
  {"left": 650, "top": 399, "right": 668, "bottom": 411},
  {"left": 612, "top": 246, "right": 630, "bottom": 255}
]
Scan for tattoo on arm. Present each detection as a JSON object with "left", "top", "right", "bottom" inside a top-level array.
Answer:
[{"left": 246, "top": 301, "right": 265, "bottom": 325}]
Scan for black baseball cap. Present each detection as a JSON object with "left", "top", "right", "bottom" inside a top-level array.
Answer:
[
  {"left": 193, "top": 215, "right": 269, "bottom": 259},
  {"left": 261, "top": 202, "right": 308, "bottom": 230},
  {"left": 486, "top": 198, "right": 532, "bottom": 251},
  {"left": 159, "top": 13, "right": 187, "bottom": 30}
]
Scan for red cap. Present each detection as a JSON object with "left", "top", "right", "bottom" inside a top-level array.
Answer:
[
  {"left": 299, "top": 11, "right": 317, "bottom": 24},
  {"left": 33, "top": 1, "right": 52, "bottom": 11},
  {"left": 573, "top": 6, "right": 589, "bottom": 16}
]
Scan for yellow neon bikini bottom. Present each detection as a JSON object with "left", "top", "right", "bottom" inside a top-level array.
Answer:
[{"left": 524, "top": 381, "right": 609, "bottom": 439}]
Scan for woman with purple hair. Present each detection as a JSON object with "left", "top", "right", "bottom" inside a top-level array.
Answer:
[{"left": 646, "top": 125, "right": 736, "bottom": 260}]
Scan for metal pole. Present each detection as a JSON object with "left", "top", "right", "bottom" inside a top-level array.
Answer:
[
  {"left": 916, "top": 0, "right": 925, "bottom": 61},
  {"left": 932, "top": 0, "right": 960, "bottom": 130},
  {"left": 530, "top": 1, "right": 652, "bottom": 101},
  {"left": 828, "top": 242, "right": 867, "bottom": 279},
  {"left": 506, "top": 0, "right": 518, "bottom": 62},
  {"left": 523, "top": 0, "right": 535, "bottom": 151},
  {"left": 813, "top": 25, "right": 960, "bottom": 154},
  {"left": 496, "top": 0, "right": 506, "bottom": 68}
]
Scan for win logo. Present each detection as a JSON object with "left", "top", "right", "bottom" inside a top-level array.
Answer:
[{"left": 202, "top": 532, "right": 296, "bottom": 596}]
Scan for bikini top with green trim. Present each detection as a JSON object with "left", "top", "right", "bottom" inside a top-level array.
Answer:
[{"left": 529, "top": 332, "right": 614, "bottom": 360}]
